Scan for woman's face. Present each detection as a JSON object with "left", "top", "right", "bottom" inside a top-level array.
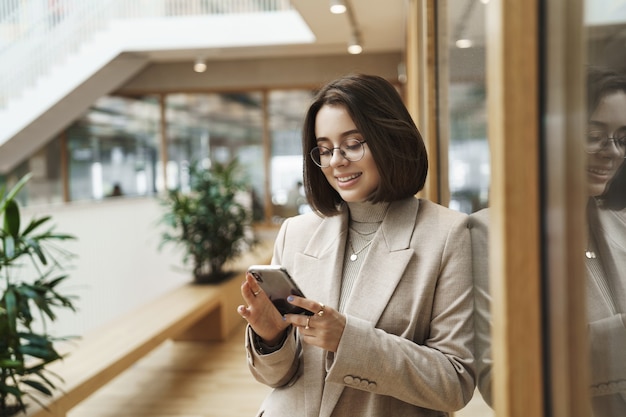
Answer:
[
  {"left": 314, "top": 104, "right": 381, "bottom": 203},
  {"left": 587, "top": 91, "right": 626, "bottom": 197}
]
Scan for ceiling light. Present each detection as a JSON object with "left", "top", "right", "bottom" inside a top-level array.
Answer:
[
  {"left": 347, "top": 33, "right": 363, "bottom": 54},
  {"left": 193, "top": 58, "right": 207, "bottom": 73},
  {"left": 330, "top": 0, "right": 347, "bottom": 14}
]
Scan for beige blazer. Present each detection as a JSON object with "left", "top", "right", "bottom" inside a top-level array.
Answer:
[
  {"left": 245, "top": 198, "right": 476, "bottom": 417},
  {"left": 587, "top": 202, "right": 626, "bottom": 416},
  {"left": 468, "top": 208, "right": 492, "bottom": 407}
]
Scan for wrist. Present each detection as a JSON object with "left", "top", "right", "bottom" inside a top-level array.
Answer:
[{"left": 254, "top": 327, "right": 290, "bottom": 354}]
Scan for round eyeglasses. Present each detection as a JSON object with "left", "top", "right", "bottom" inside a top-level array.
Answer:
[
  {"left": 586, "top": 131, "right": 626, "bottom": 158},
  {"left": 310, "top": 139, "right": 367, "bottom": 168}
]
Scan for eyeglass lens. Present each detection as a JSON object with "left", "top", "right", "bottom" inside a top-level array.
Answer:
[
  {"left": 587, "top": 131, "right": 626, "bottom": 155},
  {"left": 310, "top": 138, "right": 365, "bottom": 167}
]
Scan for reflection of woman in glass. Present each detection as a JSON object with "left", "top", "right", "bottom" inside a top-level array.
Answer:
[
  {"left": 470, "top": 68, "right": 626, "bottom": 413},
  {"left": 585, "top": 67, "right": 626, "bottom": 417},
  {"left": 237, "top": 74, "right": 475, "bottom": 416}
]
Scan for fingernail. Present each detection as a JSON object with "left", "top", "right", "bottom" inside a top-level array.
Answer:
[
  {"left": 287, "top": 296, "right": 294, "bottom": 302},
  {"left": 282, "top": 315, "right": 287, "bottom": 321}
]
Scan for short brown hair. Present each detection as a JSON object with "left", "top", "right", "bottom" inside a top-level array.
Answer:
[{"left": 302, "top": 74, "right": 428, "bottom": 216}]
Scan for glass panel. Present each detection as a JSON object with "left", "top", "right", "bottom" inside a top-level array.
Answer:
[
  {"left": 583, "top": 3, "right": 626, "bottom": 416},
  {"left": 165, "top": 92, "right": 264, "bottom": 219},
  {"left": 67, "top": 95, "right": 161, "bottom": 201},
  {"left": 268, "top": 89, "right": 314, "bottom": 222},
  {"left": 0, "top": 136, "right": 64, "bottom": 206},
  {"left": 444, "top": 1, "right": 492, "bottom": 415},
  {"left": 446, "top": 0, "right": 489, "bottom": 215}
]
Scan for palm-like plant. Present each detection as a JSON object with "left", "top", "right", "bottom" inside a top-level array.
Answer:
[
  {"left": 0, "top": 173, "right": 77, "bottom": 416},
  {"left": 159, "top": 159, "right": 257, "bottom": 283}
]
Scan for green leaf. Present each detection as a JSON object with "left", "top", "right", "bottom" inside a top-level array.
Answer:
[
  {"left": 21, "top": 216, "right": 52, "bottom": 236},
  {"left": 3, "top": 200, "right": 20, "bottom": 238},
  {"left": 0, "top": 384, "right": 23, "bottom": 397},
  {"left": 4, "top": 287, "right": 18, "bottom": 333},
  {"left": 3, "top": 235, "right": 15, "bottom": 259},
  {"left": 0, "top": 359, "right": 23, "bottom": 369},
  {"left": 19, "top": 344, "right": 61, "bottom": 361},
  {"left": 0, "top": 173, "right": 32, "bottom": 215},
  {"left": 21, "top": 379, "right": 53, "bottom": 396}
]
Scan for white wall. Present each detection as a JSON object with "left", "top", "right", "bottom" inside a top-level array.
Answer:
[{"left": 21, "top": 197, "right": 190, "bottom": 338}]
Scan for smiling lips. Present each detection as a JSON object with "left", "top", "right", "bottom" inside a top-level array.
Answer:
[
  {"left": 336, "top": 173, "right": 362, "bottom": 183},
  {"left": 588, "top": 166, "right": 614, "bottom": 178}
]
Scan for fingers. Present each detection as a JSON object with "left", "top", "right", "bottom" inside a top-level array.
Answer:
[
  {"left": 286, "top": 295, "right": 325, "bottom": 316},
  {"left": 241, "top": 272, "right": 263, "bottom": 303}
]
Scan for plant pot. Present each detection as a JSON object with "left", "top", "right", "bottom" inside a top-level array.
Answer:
[{"left": 193, "top": 270, "right": 237, "bottom": 285}]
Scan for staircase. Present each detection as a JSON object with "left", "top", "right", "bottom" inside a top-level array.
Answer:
[{"left": 0, "top": 0, "right": 303, "bottom": 174}]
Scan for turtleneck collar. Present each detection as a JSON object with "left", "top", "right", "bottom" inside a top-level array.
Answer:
[{"left": 346, "top": 201, "right": 389, "bottom": 223}]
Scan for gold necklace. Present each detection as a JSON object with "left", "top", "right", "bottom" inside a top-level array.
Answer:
[{"left": 349, "top": 239, "right": 373, "bottom": 261}]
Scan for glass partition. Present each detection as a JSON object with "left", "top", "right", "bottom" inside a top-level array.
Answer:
[
  {"left": 164, "top": 92, "right": 264, "bottom": 219},
  {"left": 67, "top": 95, "right": 161, "bottom": 201},
  {"left": 445, "top": 0, "right": 489, "bottom": 215},
  {"left": 268, "top": 89, "right": 314, "bottom": 222},
  {"left": 582, "top": 2, "right": 626, "bottom": 415}
]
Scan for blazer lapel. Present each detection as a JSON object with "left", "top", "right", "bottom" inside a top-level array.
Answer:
[
  {"left": 319, "top": 198, "right": 419, "bottom": 417},
  {"left": 290, "top": 211, "right": 349, "bottom": 417},
  {"left": 292, "top": 211, "right": 349, "bottom": 309},
  {"left": 342, "top": 198, "right": 419, "bottom": 321},
  {"left": 597, "top": 208, "right": 626, "bottom": 313}
]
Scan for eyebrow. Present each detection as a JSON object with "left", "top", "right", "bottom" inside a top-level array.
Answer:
[
  {"left": 315, "top": 129, "right": 361, "bottom": 142},
  {"left": 588, "top": 121, "right": 626, "bottom": 131}
]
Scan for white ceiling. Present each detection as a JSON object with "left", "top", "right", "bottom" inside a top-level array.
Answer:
[{"left": 141, "top": 0, "right": 408, "bottom": 62}]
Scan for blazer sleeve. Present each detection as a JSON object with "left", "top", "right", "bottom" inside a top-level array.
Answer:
[
  {"left": 469, "top": 208, "right": 493, "bottom": 406},
  {"left": 588, "top": 208, "right": 626, "bottom": 396},
  {"left": 245, "top": 217, "right": 304, "bottom": 388},
  {"left": 589, "top": 314, "right": 626, "bottom": 395},
  {"left": 325, "top": 213, "right": 476, "bottom": 412}
]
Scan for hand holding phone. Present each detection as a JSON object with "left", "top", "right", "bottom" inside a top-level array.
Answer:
[{"left": 247, "top": 265, "right": 313, "bottom": 316}]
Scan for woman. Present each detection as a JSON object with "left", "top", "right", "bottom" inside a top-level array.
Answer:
[
  {"left": 585, "top": 67, "right": 626, "bottom": 417},
  {"left": 470, "top": 67, "right": 626, "bottom": 414},
  {"left": 237, "top": 74, "right": 475, "bottom": 417}
]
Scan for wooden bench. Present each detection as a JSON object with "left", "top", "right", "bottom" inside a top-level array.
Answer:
[{"left": 24, "top": 239, "right": 273, "bottom": 417}]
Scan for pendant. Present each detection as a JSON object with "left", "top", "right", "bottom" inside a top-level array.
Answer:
[
  {"left": 350, "top": 254, "right": 357, "bottom": 261},
  {"left": 585, "top": 250, "right": 596, "bottom": 259}
]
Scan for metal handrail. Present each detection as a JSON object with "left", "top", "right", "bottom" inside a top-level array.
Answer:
[{"left": 0, "top": 0, "right": 292, "bottom": 109}]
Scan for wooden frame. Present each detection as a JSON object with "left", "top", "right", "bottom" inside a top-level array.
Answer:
[
  {"left": 405, "top": 0, "right": 440, "bottom": 203},
  {"left": 542, "top": 0, "right": 592, "bottom": 416},
  {"left": 486, "top": 1, "right": 544, "bottom": 415}
]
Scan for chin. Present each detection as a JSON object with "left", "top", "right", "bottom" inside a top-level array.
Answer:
[{"left": 588, "top": 185, "right": 608, "bottom": 198}]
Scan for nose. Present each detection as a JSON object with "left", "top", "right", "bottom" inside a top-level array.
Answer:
[
  {"left": 599, "top": 138, "right": 624, "bottom": 157},
  {"left": 328, "top": 148, "right": 348, "bottom": 167}
]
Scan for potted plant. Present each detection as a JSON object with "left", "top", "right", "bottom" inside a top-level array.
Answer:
[
  {"left": 159, "top": 158, "right": 257, "bottom": 284},
  {"left": 0, "top": 173, "right": 78, "bottom": 416}
]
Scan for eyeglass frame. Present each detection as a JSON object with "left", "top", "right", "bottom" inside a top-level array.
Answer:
[
  {"left": 585, "top": 131, "right": 626, "bottom": 159},
  {"left": 309, "top": 139, "right": 368, "bottom": 168}
]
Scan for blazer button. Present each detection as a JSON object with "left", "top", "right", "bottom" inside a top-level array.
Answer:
[
  {"left": 368, "top": 382, "right": 377, "bottom": 391},
  {"left": 359, "top": 379, "right": 369, "bottom": 389},
  {"left": 344, "top": 376, "right": 354, "bottom": 384}
]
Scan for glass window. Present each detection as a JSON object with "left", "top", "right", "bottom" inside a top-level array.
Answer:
[
  {"left": 268, "top": 89, "right": 314, "bottom": 222},
  {"left": 445, "top": 0, "right": 489, "bottom": 214},
  {"left": 67, "top": 95, "right": 161, "bottom": 201},
  {"left": 583, "top": 2, "right": 626, "bottom": 416},
  {"left": 0, "top": 136, "right": 64, "bottom": 206},
  {"left": 165, "top": 92, "right": 264, "bottom": 219}
]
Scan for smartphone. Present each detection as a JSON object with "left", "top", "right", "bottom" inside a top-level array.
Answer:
[{"left": 247, "top": 265, "right": 313, "bottom": 316}]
